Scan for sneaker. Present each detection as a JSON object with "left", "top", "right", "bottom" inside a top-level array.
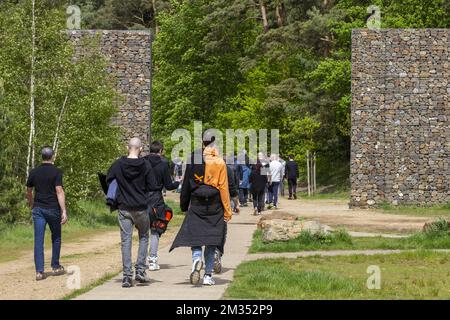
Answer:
[
  {"left": 253, "top": 207, "right": 258, "bottom": 216},
  {"left": 122, "top": 276, "right": 133, "bottom": 288},
  {"left": 52, "top": 265, "right": 65, "bottom": 276},
  {"left": 203, "top": 274, "right": 216, "bottom": 286},
  {"left": 135, "top": 270, "right": 150, "bottom": 283},
  {"left": 148, "top": 256, "right": 160, "bottom": 271},
  {"left": 36, "top": 272, "right": 45, "bottom": 281},
  {"left": 213, "top": 250, "right": 222, "bottom": 274},
  {"left": 190, "top": 258, "right": 203, "bottom": 285}
]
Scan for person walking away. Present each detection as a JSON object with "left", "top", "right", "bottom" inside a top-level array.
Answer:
[
  {"left": 285, "top": 155, "right": 299, "bottom": 200},
  {"left": 268, "top": 154, "right": 283, "bottom": 209},
  {"left": 26, "top": 147, "right": 67, "bottom": 281},
  {"left": 143, "top": 141, "right": 179, "bottom": 271},
  {"left": 238, "top": 161, "right": 251, "bottom": 207},
  {"left": 249, "top": 158, "right": 268, "bottom": 215},
  {"left": 278, "top": 157, "right": 286, "bottom": 197},
  {"left": 106, "top": 138, "right": 158, "bottom": 288},
  {"left": 170, "top": 134, "right": 232, "bottom": 286}
]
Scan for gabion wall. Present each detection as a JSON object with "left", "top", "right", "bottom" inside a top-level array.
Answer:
[
  {"left": 351, "top": 29, "right": 449, "bottom": 208},
  {"left": 68, "top": 30, "right": 152, "bottom": 150}
]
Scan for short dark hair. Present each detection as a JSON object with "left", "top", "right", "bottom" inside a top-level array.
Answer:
[
  {"left": 150, "top": 141, "right": 164, "bottom": 154},
  {"left": 289, "top": 154, "right": 294, "bottom": 159},
  {"left": 41, "top": 146, "right": 54, "bottom": 161}
]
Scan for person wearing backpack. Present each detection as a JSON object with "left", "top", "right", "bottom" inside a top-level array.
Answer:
[
  {"left": 170, "top": 133, "right": 232, "bottom": 286},
  {"left": 143, "top": 141, "right": 179, "bottom": 271}
]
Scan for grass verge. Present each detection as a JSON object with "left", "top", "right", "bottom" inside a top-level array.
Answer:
[
  {"left": 249, "top": 228, "right": 450, "bottom": 253},
  {"left": 0, "top": 200, "right": 117, "bottom": 263},
  {"left": 225, "top": 250, "right": 450, "bottom": 299},
  {"left": 377, "top": 202, "right": 450, "bottom": 218}
]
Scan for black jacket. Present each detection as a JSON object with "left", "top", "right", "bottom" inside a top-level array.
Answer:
[
  {"left": 170, "top": 150, "right": 226, "bottom": 251},
  {"left": 285, "top": 160, "right": 299, "bottom": 180},
  {"left": 106, "top": 157, "right": 157, "bottom": 211},
  {"left": 144, "top": 154, "right": 179, "bottom": 191},
  {"left": 226, "top": 165, "right": 238, "bottom": 198},
  {"left": 249, "top": 162, "right": 269, "bottom": 193}
]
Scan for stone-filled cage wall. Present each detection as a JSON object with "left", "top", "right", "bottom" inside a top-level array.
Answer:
[
  {"left": 68, "top": 30, "right": 152, "bottom": 150},
  {"left": 351, "top": 29, "right": 449, "bottom": 208}
]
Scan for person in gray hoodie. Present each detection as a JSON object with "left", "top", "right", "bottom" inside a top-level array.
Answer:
[{"left": 106, "top": 138, "right": 158, "bottom": 288}]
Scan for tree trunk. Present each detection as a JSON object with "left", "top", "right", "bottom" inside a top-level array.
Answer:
[
  {"left": 275, "top": 1, "right": 285, "bottom": 27},
  {"left": 152, "top": 0, "right": 159, "bottom": 34},
  {"left": 52, "top": 94, "right": 69, "bottom": 161},
  {"left": 26, "top": 0, "right": 36, "bottom": 177},
  {"left": 259, "top": 1, "right": 269, "bottom": 33}
]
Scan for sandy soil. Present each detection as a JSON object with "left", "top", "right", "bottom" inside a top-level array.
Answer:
[{"left": 275, "top": 198, "right": 433, "bottom": 234}]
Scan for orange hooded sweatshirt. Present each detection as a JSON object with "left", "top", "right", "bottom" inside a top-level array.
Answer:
[{"left": 203, "top": 146, "right": 232, "bottom": 222}]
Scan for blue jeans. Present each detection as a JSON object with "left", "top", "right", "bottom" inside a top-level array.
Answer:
[
  {"left": 191, "top": 246, "right": 216, "bottom": 274},
  {"left": 268, "top": 182, "right": 280, "bottom": 206},
  {"left": 32, "top": 207, "right": 62, "bottom": 273}
]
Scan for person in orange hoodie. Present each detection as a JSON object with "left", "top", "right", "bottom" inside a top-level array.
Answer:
[{"left": 170, "top": 133, "right": 231, "bottom": 286}]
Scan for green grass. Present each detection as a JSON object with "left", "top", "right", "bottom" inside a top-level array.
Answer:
[
  {"left": 249, "top": 228, "right": 450, "bottom": 253},
  {"left": 225, "top": 250, "right": 450, "bottom": 299},
  {"left": 378, "top": 202, "right": 450, "bottom": 218},
  {"left": 0, "top": 200, "right": 117, "bottom": 263}
]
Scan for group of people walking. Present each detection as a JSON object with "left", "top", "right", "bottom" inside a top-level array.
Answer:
[
  {"left": 224, "top": 153, "right": 299, "bottom": 216},
  {"left": 25, "top": 134, "right": 299, "bottom": 288}
]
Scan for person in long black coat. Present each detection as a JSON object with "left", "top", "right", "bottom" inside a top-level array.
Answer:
[
  {"left": 170, "top": 136, "right": 231, "bottom": 286},
  {"left": 285, "top": 155, "right": 299, "bottom": 199},
  {"left": 249, "top": 159, "right": 269, "bottom": 215}
]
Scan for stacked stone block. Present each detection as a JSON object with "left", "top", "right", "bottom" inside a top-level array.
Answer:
[
  {"left": 68, "top": 30, "right": 152, "bottom": 150},
  {"left": 351, "top": 29, "right": 449, "bottom": 208}
]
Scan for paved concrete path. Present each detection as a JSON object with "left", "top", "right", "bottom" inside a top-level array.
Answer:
[{"left": 75, "top": 209, "right": 259, "bottom": 300}]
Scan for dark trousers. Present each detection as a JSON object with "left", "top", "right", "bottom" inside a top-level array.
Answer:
[
  {"left": 288, "top": 178, "right": 297, "bottom": 197},
  {"left": 252, "top": 190, "right": 265, "bottom": 213},
  {"left": 239, "top": 188, "right": 248, "bottom": 204},
  {"left": 32, "top": 207, "right": 62, "bottom": 273},
  {"left": 268, "top": 182, "right": 280, "bottom": 206}
]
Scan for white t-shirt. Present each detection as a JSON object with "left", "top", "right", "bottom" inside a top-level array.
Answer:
[{"left": 269, "top": 160, "right": 284, "bottom": 182}]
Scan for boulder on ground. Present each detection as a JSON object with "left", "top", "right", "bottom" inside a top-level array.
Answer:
[
  {"left": 262, "top": 219, "right": 333, "bottom": 242},
  {"left": 257, "top": 211, "right": 298, "bottom": 229}
]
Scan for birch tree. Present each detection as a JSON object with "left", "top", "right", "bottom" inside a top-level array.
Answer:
[{"left": 26, "top": 0, "right": 36, "bottom": 177}]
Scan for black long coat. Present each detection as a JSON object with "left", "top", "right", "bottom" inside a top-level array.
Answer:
[{"left": 169, "top": 152, "right": 226, "bottom": 251}]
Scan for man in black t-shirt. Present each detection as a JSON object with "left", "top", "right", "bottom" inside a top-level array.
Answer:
[{"left": 26, "top": 146, "right": 67, "bottom": 281}]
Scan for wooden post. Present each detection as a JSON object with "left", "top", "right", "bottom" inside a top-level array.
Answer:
[
  {"left": 306, "top": 150, "right": 311, "bottom": 196},
  {"left": 313, "top": 152, "right": 317, "bottom": 195}
]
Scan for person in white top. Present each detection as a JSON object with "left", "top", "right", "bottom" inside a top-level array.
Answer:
[{"left": 268, "top": 154, "right": 283, "bottom": 209}]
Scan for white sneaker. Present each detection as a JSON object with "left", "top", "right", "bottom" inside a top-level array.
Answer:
[
  {"left": 253, "top": 207, "right": 258, "bottom": 216},
  {"left": 190, "top": 258, "right": 203, "bottom": 285},
  {"left": 148, "top": 256, "right": 160, "bottom": 271},
  {"left": 203, "top": 274, "right": 216, "bottom": 286}
]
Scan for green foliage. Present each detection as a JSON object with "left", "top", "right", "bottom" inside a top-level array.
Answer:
[
  {"left": 0, "top": 1, "right": 121, "bottom": 223},
  {"left": 250, "top": 227, "right": 450, "bottom": 253}
]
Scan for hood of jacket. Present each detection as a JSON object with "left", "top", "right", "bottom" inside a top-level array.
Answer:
[
  {"left": 119, "top": 156, "right": 147, "bottom": 180},
  {"left": 145, "top": 153, "right": 162, "bottom": 168}
]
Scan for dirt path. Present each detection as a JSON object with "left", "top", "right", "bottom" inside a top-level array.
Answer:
[
  {"left": 276, "top": 198, "right": 433, "bottom": 234},
  {"left": 0, "top": 194, "right": 438, "bottom": 300}
]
